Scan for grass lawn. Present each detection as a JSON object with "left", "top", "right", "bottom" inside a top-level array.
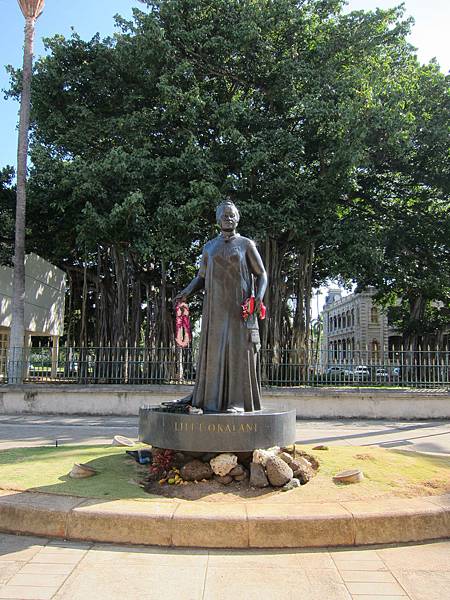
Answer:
[
  {"left": 0, "top": 444, "right": 448, "bottom": 502},
  {"left": 0, "top": 445, "right": 150, "bottom": 500}
]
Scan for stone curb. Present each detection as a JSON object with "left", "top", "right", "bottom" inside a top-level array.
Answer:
[{"left": 0, "top": 489, "right": 448, "bottom": 548}]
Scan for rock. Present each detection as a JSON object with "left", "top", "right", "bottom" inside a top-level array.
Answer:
[
  {"left": 180, "top": 459, "right": 213, "bottom": 481},
  {"left": 210, "top": 453, "right": 238, "bottom": 477},
  {"left": 312, "top": 445, "right": 329, "bottom": 451},
  {"left": 173, "top": 452, "right": 190, "bottom": 466},
  {"left": 291, "top": 456, "right": 311, "bottom": 470},
  {"left": 265, "top": 456, "right": 293, "bottom": 487},
  {"left": 297, "top": 451, "right": 319, "bottom": 470},
  {"left": 278, "top": 452, "right": 294, "bottom": 467},
  {"left": 69, "top": 463, "right": 97, "bottom": 479},
  {"left": 112, "top": 435, "right": 134, "bottom": 447},
  {"left": 252, "top": 447, "right": 280, "bottom": 466},
  {"left": 333, "top": 469, "right": 364, "bottom": 484},
  {"left": 201, "top": 453, "right": 217, "bottom": 463},
  {"left": 281, "top": 478, "right": 301, "bottom": 492},
  {"left": 214, "top": 474, "right": 233, "bottom": 485},
  {"left": 229, "top": 464, "right": 245, "bottom": 478},
  {"left": 249, "top": 462, "right": 270, "bottom": 488},
  {"left": 234, "top": 471, "right": 248, "bottom": 482},
  {"left": 292, "top": 457, "right": 315, "bottom": 484}
]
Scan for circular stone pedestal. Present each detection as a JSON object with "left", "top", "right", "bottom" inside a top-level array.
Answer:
[{"left": 139, "top": 407, "right": 296, "bottom": 452}]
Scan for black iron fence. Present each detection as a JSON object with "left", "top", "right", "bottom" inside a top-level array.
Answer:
[{"left": 1, "top": 346, "right": 449, "bottom": 388}]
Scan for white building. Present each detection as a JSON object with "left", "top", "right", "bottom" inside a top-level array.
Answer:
[
  {"left": 321, "top": 287, "right": 393, "bottom": 365},
  {"left": 0, "top": 253, "right": 66, "bottom": 378}
]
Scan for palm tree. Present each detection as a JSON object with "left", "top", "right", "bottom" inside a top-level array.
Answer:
[{"left": 8, "top": 0, "right": 45, "bottom": 383}]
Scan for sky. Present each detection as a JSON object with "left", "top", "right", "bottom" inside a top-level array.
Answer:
[
  {"left": 0, "top": 0, "right": 449, "bottom": 171},
  {"left": 0, "top": 0, "right": 448, "bottom": 315}
]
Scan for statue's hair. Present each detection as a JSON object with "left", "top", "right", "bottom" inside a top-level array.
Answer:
[{"left": 216, "top": 200, "right": 240, "bottom": 223}]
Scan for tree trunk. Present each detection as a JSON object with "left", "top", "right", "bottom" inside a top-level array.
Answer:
[
  {"left": 80, "top": 261, "right": 88, "bottom": 347},
  {"left": 261, "top": 236, "right": 289, "bottom": 384},
  {"left": 111, "top": 245, "right": 128, "bottom": 346},
  {"left": 8, "top": 16, "right": 35, "bottom": 383},
  {"left": 129, "top": 262, "right": 142, "bottom": 348},
  {"left": 160, "top": 259, "right": 168, "bottom": 347},
  {"left": 292, "top": 242, "right": 315, "bottom": 376},
  {"left": 403, "top": 294, "right": 426, "bottom": 352},
  {"left": 65, "top": 270, "right": 74, "bottom": 348}
]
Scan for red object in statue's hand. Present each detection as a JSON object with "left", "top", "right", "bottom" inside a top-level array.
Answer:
[
  {"left": 175, "top": 302, "right": 192, "bottom": 347},
  {"left": 241, "top": 296, "right": 266, "bottom": 321},
  {"left": 259, "top": 302, "right": 266, "bottom": 319}
]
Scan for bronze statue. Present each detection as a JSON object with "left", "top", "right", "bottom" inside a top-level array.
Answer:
[{"left": 174, "top": 200, "right": 268, "bottom": 412}]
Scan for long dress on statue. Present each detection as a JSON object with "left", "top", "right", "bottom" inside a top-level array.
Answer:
[{"left": 191, "top": 233, "right": 265, "bottom": 412}]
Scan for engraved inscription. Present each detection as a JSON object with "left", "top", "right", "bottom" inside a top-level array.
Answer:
[{"left": 173, "top": 421, "right": 257, "bottom": 433}]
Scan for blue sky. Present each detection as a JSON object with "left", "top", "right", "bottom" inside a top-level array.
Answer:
[{"left": 0, "top": 0, "right": 449, "bottom": 171}]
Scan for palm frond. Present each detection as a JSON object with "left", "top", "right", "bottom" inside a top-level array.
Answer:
[{"left": 17, "top": 0, "right": 45, "bottom": 19}]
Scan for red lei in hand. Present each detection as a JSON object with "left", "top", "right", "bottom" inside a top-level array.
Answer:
[
  {"left": 241, "top": 296, "right": 266, "bottom": 321},
  {"left": 175, "top": 302, "right": 192, "bottom": 347}
]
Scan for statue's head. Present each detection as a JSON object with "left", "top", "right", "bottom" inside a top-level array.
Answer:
[{"left": 216, "top": 199, "right": 240, "bottom": 231}]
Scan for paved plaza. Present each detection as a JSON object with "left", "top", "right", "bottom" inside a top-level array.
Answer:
[
  {"left": 0, "top": 415, "right": 448, "bottom": 598},
  {"left": 0, "top": 414, "right": 449, "bottom": 455},
  {"left": 0, "top": 533, "right": 449, "bottom": 599}
]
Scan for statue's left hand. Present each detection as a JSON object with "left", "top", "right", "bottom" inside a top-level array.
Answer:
[{"left": 173, "top": 291, "right": 187, "bottom": 308}]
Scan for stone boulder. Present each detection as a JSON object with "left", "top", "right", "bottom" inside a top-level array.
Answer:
[
  {"left": 278, "top": 452, "right": 294, "bottom": 467},
  {"left": 210, "top": 453, "right": 238, "bottom": 477},
  {"left": 229, "top": 464, "right": 245, "bottom": 478},
  {"left": 180, "top": 459, "right": 213, "bottom": 481},
  {"left": 214, "top": 474, "right": 233, "bottom": 485},
  {"left": 249, "top": 462, "right": 269, "bottom": 488},
  {"left": 292, "top": 457, "right": 315, "bottom": 484},
  {"left": 173, "top": 452, "right": 190, "bottom": 466},
  {"left": 252, "top": 447, "right": 280, "bottom": 466},
  {"left": 201, "top": 453, "right": 217, "bottom": 463},
  {"left": 281, "top": 478, "right": 301, "bottom": 492},
  {"left": 265, "top": 456, "right": 293, "bottom": 487}
]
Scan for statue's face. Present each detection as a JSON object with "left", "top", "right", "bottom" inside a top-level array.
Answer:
[{"left": 219, "top": 206, "right": 239, "bottom": 231}]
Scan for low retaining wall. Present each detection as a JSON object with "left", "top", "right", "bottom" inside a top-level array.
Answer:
[{"left": 0, "top": 384, "right": 449, "bottom": 419}]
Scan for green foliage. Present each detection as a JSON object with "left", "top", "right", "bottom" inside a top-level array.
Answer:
[
  {"left": 0, "top": 166, "right": 16, "bottom": 265},
  {"left": 330, "top": 60, "right": 450, "bottom": 343},
  {"left": 5, "top": 0, "right": 448, "bottom": 347}
]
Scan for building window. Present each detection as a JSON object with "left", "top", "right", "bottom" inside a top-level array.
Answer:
[
  {"left": 342, "top": 314, "right": 346, "bottom": 328},
  {"left": 333, "top": 316, "right": 337, "bottom": 330},
  {"left": 351, "top": 309, "right": 355, "bottom": 326},
  {"left": 0, "top": 333, "right": 8, "bottom": 348},
  {"left": 371, "top": 306, "right": 379, "bottom": 324},
  {"left": 372, "top": 339, "right": 379, "bottom": 357}
]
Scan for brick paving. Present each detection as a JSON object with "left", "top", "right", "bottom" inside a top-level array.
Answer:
[{"left": 0, "top": 534, "right": 449, "bottom": 599}]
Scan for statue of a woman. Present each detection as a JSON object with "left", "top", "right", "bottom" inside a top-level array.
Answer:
[{"left": 175, "top": 200, "right": 268, "bottom": 412}]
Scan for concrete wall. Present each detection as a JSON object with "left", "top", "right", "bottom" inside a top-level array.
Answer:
[
  {"left": 0, "top": 253, "right": 66, "bottom": 336},
  {"left": 0, "top": 385, "right": 449, "bottom": 419}
]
